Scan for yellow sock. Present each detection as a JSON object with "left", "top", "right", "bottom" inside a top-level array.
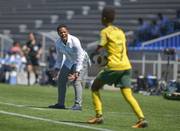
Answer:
[
  {"left": 121, "top": 88, "right": 145, "bottom": 120},
  {"left": 92, "top": 91, "right": 103, "bottom": 116}
]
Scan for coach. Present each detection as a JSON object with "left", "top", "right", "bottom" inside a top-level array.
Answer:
[{"left": 49, "top": 24, "right": 89, "bottom": 110}]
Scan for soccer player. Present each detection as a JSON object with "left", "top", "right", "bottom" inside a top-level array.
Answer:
[{"left": 87, "top": 6, "right": 148, "bottom": 128}]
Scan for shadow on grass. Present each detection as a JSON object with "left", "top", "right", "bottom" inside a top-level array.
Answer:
[
  {"left": 60, "top": 120, "right": 88, "bottom": 124},
  {"left": 25, "top": 105, "right": 76, "bottom": 110},
  {"left": 22, "top": 105, "right": 130, "bottom": 128}
]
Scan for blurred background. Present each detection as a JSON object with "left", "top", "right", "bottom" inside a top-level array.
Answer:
[{"left": 0, "top": 0, "right": 179, "bottom": 96}]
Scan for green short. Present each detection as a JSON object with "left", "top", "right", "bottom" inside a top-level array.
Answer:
[{"left": 96, "top": 69, "right": 132, "bottom": 88}]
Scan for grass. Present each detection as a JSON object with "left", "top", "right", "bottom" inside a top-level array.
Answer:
[{"left": 0, "top": 83, "right": 180, "bottom": 131}]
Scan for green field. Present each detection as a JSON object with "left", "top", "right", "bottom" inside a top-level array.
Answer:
[{"left": 0, "top": 83, "right": 179, "bottom": 131}]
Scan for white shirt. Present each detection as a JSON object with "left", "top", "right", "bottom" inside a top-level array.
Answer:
[{"left": 54, "top": 34, "right": 86, "bottom": 72}]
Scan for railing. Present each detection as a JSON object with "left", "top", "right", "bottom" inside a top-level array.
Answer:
[
  {"left": 142, "top": 31, "right": 180, "bottom": 49},
  {"left": 129, "top": 32, "right": 180, "bottom": 81}
]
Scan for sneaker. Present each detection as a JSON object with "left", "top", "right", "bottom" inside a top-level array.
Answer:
[
  {"left": 48, "top": 104, "right": 65, "bottom": 109},
  {"left": 71, "top": 105, "right": 82, "bottom": 111},
  {"left": 87, "top": 115, "right": 104, "bottom": 124},
  {"left": 132, "top": 119, "right": 148, "bottom": 128}
]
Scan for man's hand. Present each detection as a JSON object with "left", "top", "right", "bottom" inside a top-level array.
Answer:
[{"left": 68, "top": 72, "right": 80, "bottom": 81}]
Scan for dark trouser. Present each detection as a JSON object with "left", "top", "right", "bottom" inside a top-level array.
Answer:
[{"left": 57, "top": 65, "right": 84, "bottom": 106}]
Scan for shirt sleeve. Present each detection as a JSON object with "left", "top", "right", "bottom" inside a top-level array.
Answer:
[
  {"left": 54, "top": 41, "right": 65, "bottom": 69},
  {"left": 72, "top": 38, "right": 85, "bottom": 72},
  {"left": 100, "top": 30, "right": 107, "bottom": 47},
  {"left": 84, "top": 51, "right": 91, "bottom": 67}
]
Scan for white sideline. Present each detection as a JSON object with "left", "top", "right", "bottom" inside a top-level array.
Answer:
[
  {"left": 1, "top": 101, "right": 180, "bottom": 118},
  {"left": 0, "top": 101, "right": 47, "bottom": 110},
  {"left": 0, "top": 110, "right": 113, "bottom": 131}
]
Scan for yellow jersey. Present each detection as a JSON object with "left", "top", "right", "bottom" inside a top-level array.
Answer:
[{"left": 100, "top": 25, "right": 132, "bottom": 70}]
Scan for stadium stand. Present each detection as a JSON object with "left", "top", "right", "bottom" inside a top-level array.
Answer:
[
  {"left": 0, "top": 0, "right": 179, "bottom": 47},
  {"left": 0, "top": 0, "right": 180, "bottom": 85}
]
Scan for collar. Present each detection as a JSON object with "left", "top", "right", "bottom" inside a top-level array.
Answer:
[{"left": 60, "top": 34, "right": 71, "bottom": 45}]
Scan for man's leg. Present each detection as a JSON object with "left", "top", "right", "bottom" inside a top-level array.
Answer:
[
  {"left": 71, "top": 64, "right": 88, "bottom": 109},
  {"left": 49, "top": 65, "right": 69, "bottom": 109},
  {"left": 57, "top": 65, "right": 70, "bottom": 106},
  {"left": 71, "top": 80, "right": 83, "bottom": 110}
]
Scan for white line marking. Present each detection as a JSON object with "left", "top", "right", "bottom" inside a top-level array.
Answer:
[
  {"left": 0, "top": 101, "right": 47, "bottom": 110},
  {"left": 0, "top": 101, "right": 25, "bottom": 107},
  {"left": 0, "top": 110, "right": 113, "bottom": 131},
  {"left": 1, "top": 101, "right": 180, "bottom": 118}
]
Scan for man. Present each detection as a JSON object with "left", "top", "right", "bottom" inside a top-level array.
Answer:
[
  {"left": 87, "top": 6, "right": 148, "bottom": 128},
  {"left": 49, "top": 24, "right": 90, "bottom": 110},
  {"left": 136, "top": 17, "right": 151, "bottom": 42},
  {"left": 157, "top": 13, "right": 173, "bottom": 36}
]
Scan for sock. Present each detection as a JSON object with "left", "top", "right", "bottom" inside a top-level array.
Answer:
[
  {"left": 92, "top": 91, "right": 103, "bottom": 116},
  {"left": 121, "top": 88, "right": 145, "bottom": 120}
]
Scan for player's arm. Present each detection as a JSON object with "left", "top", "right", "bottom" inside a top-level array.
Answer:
[
  {"left": 90, "top": 30, "right": 107, "bottom": 63},
  {"left": 90, "top": 45, "right": 103, "bottom": 63}
]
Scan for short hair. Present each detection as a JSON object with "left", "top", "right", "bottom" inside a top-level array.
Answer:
[
  {"left": 102, "top": 6, "right": 115, "bottom": 23},
  {"left": 56, "top": 24, "right": 69, "bottom": 32}
]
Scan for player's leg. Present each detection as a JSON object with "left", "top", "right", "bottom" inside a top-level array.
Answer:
[
  {"left": 87, "top": 78, "right": 104, "bottom": 124},
  {"left": 117, "top": 70, "right": 144, "bottom": 119},
  {"left": 91, "top": 79, "right": 104, "bottom": 115},
  {"left": 121, "top": 88, "right": 145, "bottom": 119},
  {"left": 88, "top": 70, "right": 116, "bottom": 124},
  {"left": 121, "top": 87, "right": 148, "bottom": 128},
  {"left": 117, "top": 70, "right": 148, "bottom": 128}
]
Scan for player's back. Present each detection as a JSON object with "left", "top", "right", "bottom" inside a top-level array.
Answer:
[{"left": 100, "top": 25, "right": 131, "bottom": 70}]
